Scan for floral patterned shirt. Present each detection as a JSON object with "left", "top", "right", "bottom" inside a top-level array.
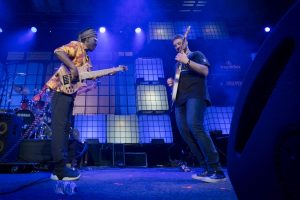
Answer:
[{"left": 46, "top": 41, "right": 90, "bottom": 91}]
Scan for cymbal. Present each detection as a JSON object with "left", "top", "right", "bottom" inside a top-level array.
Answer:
[{"left": 13, "top": 84, "right": 30, "bottom": 95}]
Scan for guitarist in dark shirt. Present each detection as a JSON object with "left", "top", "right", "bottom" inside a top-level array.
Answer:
[{"left": 167, "top": 34, "right": 225, "bottom": 183}]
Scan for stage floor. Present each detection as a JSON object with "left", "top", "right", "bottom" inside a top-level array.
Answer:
[{"left": 0, "top": 167, "right": 237, "bottom": 200}]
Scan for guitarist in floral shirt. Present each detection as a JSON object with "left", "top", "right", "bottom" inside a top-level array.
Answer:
[{"left": 47, "top": 27, "right": 98, "bottom": 181}]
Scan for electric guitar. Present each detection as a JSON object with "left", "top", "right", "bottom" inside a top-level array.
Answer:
[
  {"left": 56, "top": 64, "right": 127, "bottom": 94},
  {"left": 171, "top": 26, "right": 191, "bottom": 107}
]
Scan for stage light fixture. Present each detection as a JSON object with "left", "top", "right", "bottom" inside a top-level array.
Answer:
[
  {"left": 99, "top": 27, "right": 106, "bottom": 33},
  {"left": 31, "top": 27, "right": 37, "bottom": 33},
  {"left": 0, "top": 28, "right": 3, "bottom": 33},
  {"left": 264, "top": 26, "right": 271, "bottom": 32},
  {"left": 135, "top": 27, "right": 142, "bottom": 33}
]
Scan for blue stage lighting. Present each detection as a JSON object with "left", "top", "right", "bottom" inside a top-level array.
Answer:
[
  {"left": 264, "top": 26, "right": 271, "bottom": 32},
  {"left": 135, "top": 27, "right": 142, "bottom": 33},
  {"left": 0, "top": 28, "right": 3, "bottom": 33},
  {"left": 31, "top": 27, "right": 37, "bottom": 33},
  {"left": 99, "top": 27, "right": 106, "bottom": 33}
]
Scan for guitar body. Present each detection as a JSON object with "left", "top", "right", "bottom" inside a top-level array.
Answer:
[
  {"left": 171, "top": 65, "right": 182, "bottom": 107},
  {"left": 57, "top": 65, "right": 87, "bottom": 95}
]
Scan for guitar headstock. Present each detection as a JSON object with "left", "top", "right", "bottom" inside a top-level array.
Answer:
[
  {"left": 117, "top": 65, "right": 128, "bottom": 71},
  {"left": 183, "top": 26, "right": 191, "bottom": 38}
]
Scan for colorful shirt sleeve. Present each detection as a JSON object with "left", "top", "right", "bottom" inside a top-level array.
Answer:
[{"left": 54, "top": 41, "right": 80, "bottom": 58}]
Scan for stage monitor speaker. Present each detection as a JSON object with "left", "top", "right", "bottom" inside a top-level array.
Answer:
[
  {"left": 228, "top": 2, "right": 300, "bottom": 200},
  {"left": 0, "top": 113, "right": 23, "bottom": 163},
  {"left": 18, "top": 139, "right": 52, "bottom": 163},
  {"left": 113, "top": 144, "right": 125, "bottom": 167},
  {"left": 19, "top": 139, "right": 86, "bottom": 164}
]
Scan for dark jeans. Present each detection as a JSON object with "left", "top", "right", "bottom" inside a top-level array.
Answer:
[
  {"left": 51, "top": 92, "right": 74, "bottom": 166},
  {"left": 175, "top": 98, "right": 221, "bottom": 171}
]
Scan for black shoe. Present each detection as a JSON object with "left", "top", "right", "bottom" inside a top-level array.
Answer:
[
  {"left": 192, "top": 170, "right": 226, "bottom": 183},
  {"left": 51, "top": 167, "right": 80, "bottom": 181},
  {"left": 193, "top": 168, "right": 208, "bottom": 177}
]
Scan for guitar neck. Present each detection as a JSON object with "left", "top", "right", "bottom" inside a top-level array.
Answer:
[{"left": 80, "top": 68, "right": 116, "bottom": 80}]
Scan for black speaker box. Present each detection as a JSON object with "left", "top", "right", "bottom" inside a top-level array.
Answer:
[
  {"left": 18, "top": 139, "right": 85, "bottom": 164},
  {"left": 18, "top": 139, "right": 52, "bottom": 163},
  {"left": 113, "top": 144, "right": 125, "bottom": 167},
  {"left": 228, "top": 2, "right": 300, "bottom": 200},
  {"left": 125, "top": 152, "right": 147, "bottom": 167},
  {"left": 211, "top": 134, "right": 228, "bottom": 166},
  {"left": 0, "top": 113, "right": 23, "bottom": 163}
]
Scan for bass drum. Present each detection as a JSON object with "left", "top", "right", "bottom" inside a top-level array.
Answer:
[{"left": 15, "top": 110, "right": 35, "bottom": 134}]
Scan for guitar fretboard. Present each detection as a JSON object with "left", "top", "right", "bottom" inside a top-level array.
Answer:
[{"left": 80, "top": 68, "right": 116, "bottom": 80}]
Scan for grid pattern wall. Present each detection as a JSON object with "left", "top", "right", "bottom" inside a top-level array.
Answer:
[
  {"left": 136, "top": 85, "right": 169, "bottom": 112},
  {"left": 138, "top": 115, "right": 173, "bottom": 143},
  {"left": 148, "top": 21, "right": 228, "bottom": 40},
  {"left": 107, "top": 115, "right": 138, "bottom": 143},
  {"left": 204, "top": 106, "right": 234, "bottom": 135},
  {"left": 115, "top": 65, "right": 137, "bottom": 115},
  {"left": 149, "top": 22, "right": 175, "bottom": 40},
  {"left": 200, "top": 22, "right": 228, "bottom": 39},
  {"left": 73, "top": 76, "right": 117, "bottom": 115},
  {"left": 73, "top": 63, "right": 136, "bottom": 115},
  {"left": 0, "top": 62, "right": 51, "bottom": 110},
  {"left": 135, "top": 58, "right": 165, "bottom": 81},
  {"left": 174, "top": 22, "right": 201, "bottom": 39},
  {"left": 74, "top": 114, "right": 106, "bottom": 143}
]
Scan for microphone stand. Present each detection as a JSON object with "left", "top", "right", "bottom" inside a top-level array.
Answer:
[
  {"left": 0, "top": 64, "right": 9, "bottom": 110},
  {"left": 6, "top": 75, "right": 18, "bottom": 111}
]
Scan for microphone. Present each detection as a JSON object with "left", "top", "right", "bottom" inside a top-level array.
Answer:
[{"left": 16, "top": 73, "right": 27, "bottom": 76}]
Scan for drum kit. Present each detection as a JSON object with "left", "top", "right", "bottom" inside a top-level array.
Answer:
[{"left": 13, "top": 85, "right": 52, "bottom": 140}]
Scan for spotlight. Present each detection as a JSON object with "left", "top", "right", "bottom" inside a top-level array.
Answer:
[
  {"left": 31, "top": 27, "right": 37, "bottom": 33},
  {"left": 0, "top": 28, "right": 2, "bottom": 33},
  {"left": 264, "top": 26, "right": 271, "bottom": 33},
  {"left": 135, "top": 27, "right": 142, "bottom": 33},
  {"left": 99, "top": 27, "right": 106, "bottom": 33}
]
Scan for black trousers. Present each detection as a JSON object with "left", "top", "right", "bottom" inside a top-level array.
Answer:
[
  {"left": 175, "top": 98, "right": 221, "bottom": 171},
  {"left": 50, "top": 91, "right": 74, "bottom": 165}
]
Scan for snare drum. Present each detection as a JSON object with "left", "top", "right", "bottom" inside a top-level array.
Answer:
[{"left": 15, "top": 110, "right": 35, "bottom": 132}]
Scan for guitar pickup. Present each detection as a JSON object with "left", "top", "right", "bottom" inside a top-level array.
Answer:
[{"left": 62, "top": 75, "right": 70, "bottom": 85}]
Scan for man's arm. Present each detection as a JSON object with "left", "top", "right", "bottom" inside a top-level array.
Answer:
[
  {"left": 187, "top": 59, "right": 209, "bottom": 77},
  {"left": 54, "top": 51, "right": 78, "bottom": 78},
  {"left": 175, "top": 52, "right": 209, "bottom": 76}
]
